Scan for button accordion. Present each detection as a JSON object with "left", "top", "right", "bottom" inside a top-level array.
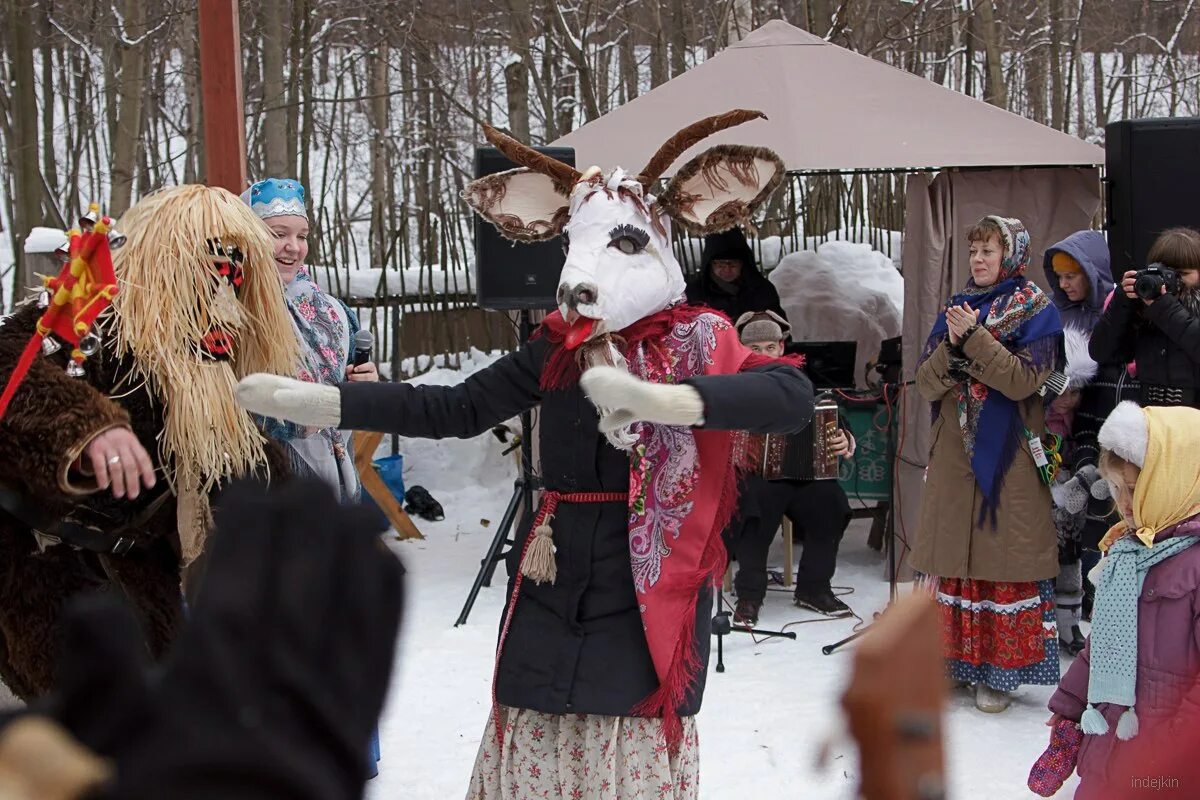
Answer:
[{"left": 747, "top": 397, "right": 841, "bottom": 481}]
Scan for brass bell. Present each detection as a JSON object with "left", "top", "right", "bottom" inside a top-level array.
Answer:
[
  {"left": 65, "top": 360, "right": 86, "bottom": 378},
  {"left": 37, "top": 289, "right": 51, "bottom": 309},
  {"left": 41, "top": 336, "right": 62, "bottom": 355},
  {"left": 107, "top": 229, "right": 127, "bottom": 250},
  {"left": 78, "top": 332, "right": 101, "bottom": 356}
]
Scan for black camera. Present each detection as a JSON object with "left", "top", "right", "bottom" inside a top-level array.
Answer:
[{"left": 1133, "top": 262, "right": 1180, "bottom": 300}]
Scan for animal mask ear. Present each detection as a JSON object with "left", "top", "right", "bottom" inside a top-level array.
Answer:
[
  {"left": 462, "top": 168, "right": 570, "bottom": 243},
  {"left": 656, "top": 145, "right": 785, "bottom": 236}
]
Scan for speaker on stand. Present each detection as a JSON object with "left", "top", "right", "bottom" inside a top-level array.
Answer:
[
  {"left": 455, "top": 144, "right": 575, "bottom": 626},
  {"left": 1105, "top": 117, "right": 1200, "bottom": 280}
]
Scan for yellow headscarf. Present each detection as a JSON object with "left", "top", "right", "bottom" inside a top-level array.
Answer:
[{"left": 1101, "top": 405, "right": 1200, "bottom": 551}]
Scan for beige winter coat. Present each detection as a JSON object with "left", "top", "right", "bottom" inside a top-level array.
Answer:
[{"left": 911, "top": 327, "right": 1058, "bottom": 583}]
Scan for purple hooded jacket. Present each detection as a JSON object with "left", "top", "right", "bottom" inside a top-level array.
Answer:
[
  {"left": 1043, "top": 231, "right": 1116, "bottom": 331},
  {"left": 1047, "top": 516, "right": 1200, "bottom": 798}
]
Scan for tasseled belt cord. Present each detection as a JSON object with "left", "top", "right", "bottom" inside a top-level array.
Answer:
[{"left": 490, "top": 490, "right": 627, "bottom": 745}]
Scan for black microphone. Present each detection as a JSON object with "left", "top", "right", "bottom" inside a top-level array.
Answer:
[{"left": 352, "top": 329, "right": 373, "bottom": 367}]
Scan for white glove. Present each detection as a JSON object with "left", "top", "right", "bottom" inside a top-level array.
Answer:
[
  {"left": 236, "top": 373, "right": 341, "bottom": 428},
  {"left": 578, "top": 366, "right": 705, "bottom": 433}
]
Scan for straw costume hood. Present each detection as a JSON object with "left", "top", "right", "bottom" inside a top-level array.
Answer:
[
  {"left": 0, "top": 185, "right": 297, "bottom": 700},
  {"left": 237, "top": 109, "right": 813, "bottom": 774}
]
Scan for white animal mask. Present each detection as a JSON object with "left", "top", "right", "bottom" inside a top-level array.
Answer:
[{"left": 463, "top": 110, "right": 785, "bottom": 349}]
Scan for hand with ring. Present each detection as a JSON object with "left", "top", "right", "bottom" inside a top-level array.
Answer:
[{"left": 83, "top": 427, "right": 157, "bottom": 499}]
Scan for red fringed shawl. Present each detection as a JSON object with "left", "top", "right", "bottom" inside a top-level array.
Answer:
[{"left": 533, "top": 304, "right": 786, "bottom": 747}]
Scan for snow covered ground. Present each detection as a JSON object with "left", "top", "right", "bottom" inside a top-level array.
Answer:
[{"left": 367, "top": 358, "right": 1080, "bottom": 800}]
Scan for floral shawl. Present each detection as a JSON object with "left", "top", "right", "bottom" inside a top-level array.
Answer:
[
  {"left": 918, "top": 217, "right": 1062, "bottom": 523},
  {"left": 261, "top": 269, "right": 360, "bottom": 501}
]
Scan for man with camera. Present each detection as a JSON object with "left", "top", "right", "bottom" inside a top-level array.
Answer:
[{"left": 1090, "top": 227, "right": 1200, "bottom": 409}]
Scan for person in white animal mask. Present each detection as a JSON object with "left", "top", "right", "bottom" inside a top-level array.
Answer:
[{"left": 236, "top": 110, "right": 814, "bottom": 799}]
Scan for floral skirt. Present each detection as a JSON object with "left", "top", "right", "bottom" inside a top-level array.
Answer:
[
  {"left": 466, "top": 706, "right": 699, "bottom": 800},
  {"left": 917, "top": 575, "right": 1060, "bottom": 691}
]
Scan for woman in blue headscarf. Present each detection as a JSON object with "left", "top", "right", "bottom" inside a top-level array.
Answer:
[
  {"left": 243, "top": 178, "right": 378, "bottom": 501},
  {"left": 244, "top": 178, "right": 383, "bottom": 775},
  {"left": 912, "top": 215, "right": 1064, "bottom": 714}
]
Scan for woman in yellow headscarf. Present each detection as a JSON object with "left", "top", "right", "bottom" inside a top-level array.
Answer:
[{"left": 1031, "top": 402, "right": 1200, "bottom": 798}]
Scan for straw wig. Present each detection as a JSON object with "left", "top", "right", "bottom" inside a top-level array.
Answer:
[{"left": 108, "top": 184, "right": 298, "bottom": 493}]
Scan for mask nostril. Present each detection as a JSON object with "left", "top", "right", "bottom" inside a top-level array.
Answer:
[{"left": 572, "top": 283, "right": 599, "bottom": 306}]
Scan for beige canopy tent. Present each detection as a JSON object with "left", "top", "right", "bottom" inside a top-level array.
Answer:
[
  {"left": 553, "top": 20, "right": 1105, "bottom": 578},
  {"left": 554, "top": 20, "right": 1103, "bottom": 172}
]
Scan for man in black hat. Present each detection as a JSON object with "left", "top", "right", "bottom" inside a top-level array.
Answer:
[{"left": 685, "top": 228, "right": 788, "bottom": 325}]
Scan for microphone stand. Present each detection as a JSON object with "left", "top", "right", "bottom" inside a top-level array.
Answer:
[
  {"left": 712, "top": 587, "right": 797, "bottom": 673},
  {"left": 822, "top": 380, "right": 904, "bottom": 655}
]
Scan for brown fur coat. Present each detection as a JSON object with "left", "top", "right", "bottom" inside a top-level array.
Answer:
[{"left": 0, "top": 303, "right": 286, "bottom": 699}]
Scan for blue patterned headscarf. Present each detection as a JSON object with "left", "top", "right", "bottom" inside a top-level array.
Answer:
[
  {"left": 241, "top": 178, "right": 307, "bottom": 220},
  {"left": 919, "top": 216, "right": 1063, "bottom": 524}
]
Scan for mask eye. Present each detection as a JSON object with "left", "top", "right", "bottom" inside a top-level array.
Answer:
[{"left": 607, "top": 224, "right": 649, "bottom": 255}]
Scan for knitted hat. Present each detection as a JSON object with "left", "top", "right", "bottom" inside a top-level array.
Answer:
[
  {"left": 734, "top": 310, "right": 789, "bottom": 344},
  {"left": 1051, "top": 252, "right": 1082, "bottom": 274},
  {"left": 242, "top": 178, "right": 307, "bottom": 220}
]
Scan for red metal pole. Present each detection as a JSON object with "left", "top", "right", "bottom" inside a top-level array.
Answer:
[{"left": 198, "top": 0, "right": 247, "bottom": 193}]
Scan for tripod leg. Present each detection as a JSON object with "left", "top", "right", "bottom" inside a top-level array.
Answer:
[
  {"left": 455, "top": 482, "right": 524, "bottom": 627},
  {"left": 481, "top": 482, "right": 525, "bottom": 588}
]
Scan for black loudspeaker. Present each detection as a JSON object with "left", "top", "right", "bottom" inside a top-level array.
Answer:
[
  {"left": 1105, "top": 118, "right": 1200, "bottom": 280},
  {"left": 473, "top": 145, "right": 575, "bottom": 310}
]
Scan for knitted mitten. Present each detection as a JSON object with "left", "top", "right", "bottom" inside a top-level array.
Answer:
[{"left": 1027, "top": 717, "right": 1084, "bottom": 797}]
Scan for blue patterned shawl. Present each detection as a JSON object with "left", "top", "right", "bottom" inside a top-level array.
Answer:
[{"left": 918, "top": 217, "right": 1063, "bottom": 524}]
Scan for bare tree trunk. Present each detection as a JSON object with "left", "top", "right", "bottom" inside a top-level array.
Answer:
[
  {"left": 109, "top": 0, "right": 146, "bottom": 217},
  {"left": 550, "top": 2, "right": 601, "bottom": 122},
  {"left": 262, "top": 0, "right": 288, "bottom": 176},
  {"left": 619, "top": 16, "right": 638, "bottom": 103},
  {"left": 649, "top": 1, "right": 668, "bottom": 88},
  {"left": 670, "top": 0, "right": 688, "bottom": 76},
  {"left": 40, "top": 11, "right": 58, "bottom": 202},
  {"left": 179, "top": 8, "right": 203, "bottom": 183},
  {"left": 368, "top": 43, "right": 389, "bottom": 269},
  {"left": 727, "top": 0, "right": 753, "bottom": 45},
  {"left": 1048, "top": 0, "right": 1066, "bottom": 130},
  {"left": 1093, "top": 50, "right": 1107, "bottom": 130},
  {"left": 286, "top": 0, "right": 305, "bottom": 178},
  {"left": 503, "top": 0, "right": 533, "bottom": 141},
  {"left": 6, "top": 0, "right": 44, "bottom": 295},
  {"left": 976, "top": 0, "right": 1008, "bottom": 108}
]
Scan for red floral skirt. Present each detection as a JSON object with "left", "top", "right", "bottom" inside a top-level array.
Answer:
[{"left": 918, "top": 575, "right": 1059, "bottom": 691}]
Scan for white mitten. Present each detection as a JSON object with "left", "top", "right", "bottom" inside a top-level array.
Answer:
[
  {"left": 236, "top": 373, "right": 341, "bottom": 428},
  {"left": 579, "top": 366, "right": 705, "bottom": 433}
]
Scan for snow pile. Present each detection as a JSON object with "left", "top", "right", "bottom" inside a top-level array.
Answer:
[{"left": 770, "top": 241, "right": 904, "bottom": 387}]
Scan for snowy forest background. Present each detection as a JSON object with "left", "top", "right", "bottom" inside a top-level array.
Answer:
[{"left": 2, "top": 0, "right": 1199, "bottom": 361}]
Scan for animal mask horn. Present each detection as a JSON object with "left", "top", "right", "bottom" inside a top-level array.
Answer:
[
  {"left": 636, "top": 109, "right": 767, "bottom": 190},
  {"left": 481, "top": 124, "right": 582, "bottom": 192}
]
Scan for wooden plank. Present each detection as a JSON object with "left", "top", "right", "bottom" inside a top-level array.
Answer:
[
  {"left": 197, "top": 0, "right": 247, "bottom": 193},
  {"left": 352, "top": 430, "right": 423, "bottom": 540}
]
